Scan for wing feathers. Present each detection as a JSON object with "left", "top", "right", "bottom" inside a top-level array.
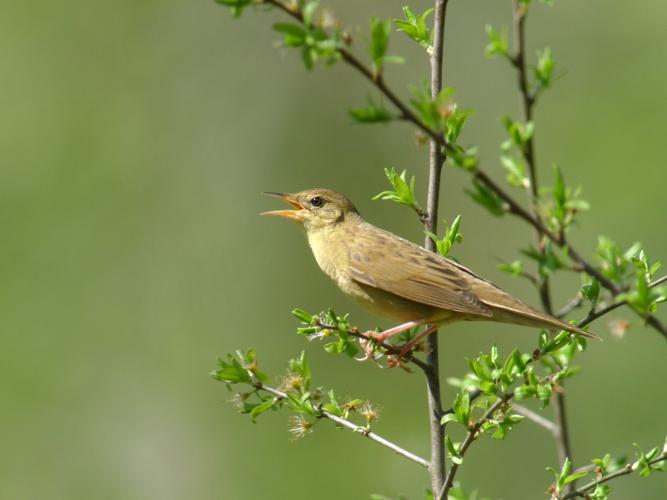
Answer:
[{"left": 345, "top": 227, "right": 492, "bottom": 317}]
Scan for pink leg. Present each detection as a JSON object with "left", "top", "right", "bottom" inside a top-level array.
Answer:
[
  {"left": 369, "top": 319, "right": 428, "bottom": 344},
  {"left": 398, "top": 324, "right": 439, "bottom": 357}
]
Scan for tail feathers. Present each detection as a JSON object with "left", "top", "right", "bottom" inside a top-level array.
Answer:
[
  {"left": 558, "top": 321, "right": 601, "bottom": 341},
  {"left": 490, "top": 304, "right": 601, "bottom": 341}
]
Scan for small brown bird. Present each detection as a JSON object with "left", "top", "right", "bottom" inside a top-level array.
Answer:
[{"left": 262, "top": 188, "right": 598, "bottom": 352}]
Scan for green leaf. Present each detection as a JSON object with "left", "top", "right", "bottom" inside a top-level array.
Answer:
[
  {"left": 540, "top": 330, "right": 572, "bottom": 354},
  {"left": 501, "top": 116, "right": 534, "bottom": 147},
  {"left": 349, "top": 96, "right": 394, "bottom": 124},
  {"left": 454, "top": 391, "right": 471, "bottom": 426},
  {"left": 484, "top": 25, "right": 509, "bottom": 58},
  {"left": 501, "top": 154, "right": 528, "bottom": 188},
  {"left": 536, "top": 384, "right": 552, "bottom": 404},
  {"left": 373, "top": 167, "right": 423, "bottom": 213},
  {"left": 618, "top": 250, "right": 666, "bottom": 314},
  {"left": 545, "top": 165, "right": 589, "bottom": 232},
  {"left": 514, "top": 384, "right": 535, "bottom": 400},
  {"left": 409, "top": 82, "right": 441, "bottom": 131},
  {"left": 273, "top": 19, "right": 342, "bottom": 70},
  {"left": 286, "top": 391, "right": 317, "bottom": 415},
  {"left": 369, "top": 17, "right": 396, "bottom": 74},
  {"left": 589, "top": 485, "right": 611, "bottom": 500},
  {"left": 441, "top": 413, "right": 460, "bottom": 425},
  {"left": 273, "top": 23, "right": 307, "bottom": 47},
  {"left": 394, "top": 6, "right": 433, "bottom": 49},
  {"left": 426, "top": 215, "right": 463, "bottom": 257},
  {"left": 498, "top": 260, "right": 524, "bottom": 277},
  {"left": 296, "top": 326, "right": 319, "bottom": 336},
  {"left": 409, "top": 84, "right": 472, "bottom": 139},
  {"left": 563, "top": 470, "right": 589, "bottom": 486},
  {"left": 520, "top": 240, "right": 567, "bottom": 278},
  {"left": 465, "top": 177, "right": 506, "bottom": 216},
  {"left": 449, "top": 145, "right": 479, "bottom": 171},
  {"left": 595, "top": 236, "right": 640, "bottom": 285},
  {"left": 213, "top": 349, "right": 270, "bottom": 385},
  {"left": 558, "top": 457, "right": 573, "bottom": 487},
  {"left": 445, "top": 435, "right": 463, "bottom": 464},
  {"left": 212, "top": 354, "right": 251, "bottom": 384},
  {"left": 302, "top": 0, "right": 319, "bottom": 27},
  {"left": 248, "top": 397, "right": 276, "bottom": 422},
  {"left": 580, "top": 276, "right": 600, "bottom": 307},
  {"left": 491, "top": 413, "right": 524, "bottom": 440},
  {"left": 322, "top": 389, "right": 344, "bottom": 416},
  {"left": 534, "top": 46, "right": 555, "bottom": 91},
  {"left": 444, "top": 107, "right": 474, "bottom": 143},
  {"left": 215, "top": 0, "right": 253, "bottom": 18},
  {"left": 287, "top": 351, "right": 311, "bottom": 388},
  {"left": 292, "top": 308, "right": 314, "bottom": 323}
]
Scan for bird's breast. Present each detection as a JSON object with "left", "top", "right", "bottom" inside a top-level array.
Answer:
[
  {"left": 307, "top": 228, "right": 353, "bottom": 289},
  {"left": 306, "top": 225, "right": 439, "bottom": 323}
]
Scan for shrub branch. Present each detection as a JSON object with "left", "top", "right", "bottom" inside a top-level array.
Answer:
[
  {"left": 422, "top": 0, "right": 450, "bottom": 495},
  {"left": 562, "top": 450, "right": 667, "bottom": 499},
  {"left": 253, "top": 381, "right": 431, "bottom": 468}
]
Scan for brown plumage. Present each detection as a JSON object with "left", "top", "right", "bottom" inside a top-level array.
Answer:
[{"left": 262, "top": 188, "right": 598, "bottom": 342}]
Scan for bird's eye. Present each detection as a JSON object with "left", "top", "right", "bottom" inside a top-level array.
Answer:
[{"left": 309, "top": 196, "right": 324, "bottom": 208}]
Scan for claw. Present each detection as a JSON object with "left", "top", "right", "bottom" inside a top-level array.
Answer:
[
  {"left": 355, "top": 338, "right": 375, "bottom": 361},
  {"left": 386, "top": 354, "right": 413, "bottom": 372},
  {"left": 355, "top": 337, "right": 383, "bottom": 363}
]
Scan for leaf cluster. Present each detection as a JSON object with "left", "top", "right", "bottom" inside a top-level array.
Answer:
[
  {"left": 394, "top": 6, "right": 433, "bottom": 50},
  {"left": 410, "top": 85, "right": 473, "bottom": 144},
  {"left": 540, "top": 166, "right": 590, "bottom": 234},
  {"left": 215, "top": 0, "right": 254, "bottom": 18},
  {"left": 369, "top": 17, "right": 404, "bottom": 75},
  {"left": 293, "top": 307, "right": 360, "bottom": 357},
  {"left": 547, "top": 439, "right": 666, "bottom": 499},
  {"left": 373, "top": 167, "right": 424, "bottom": 216},
  {"left": 273, "top": 3, "right": 343, "bottom": 70},
  {"left": 465, "top": 178, "right": 506, "bottom": 217},
  {"left": 349, "top": 96, "right": 394, "bottom": 124},
  {"left": 444, "top": 334, "right": 584, "bottom": 447},
  {"left": 426, "top": 215, "right": 463, "bottom": 257},
  {"left": 618, "top": 250, "right": 666, "bottom": 315},
  {"left": 212, "top": 348, "right": 380, "bottom": 434}
]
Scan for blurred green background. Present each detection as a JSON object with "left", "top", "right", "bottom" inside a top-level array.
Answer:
[{"left": 1, "top": 0, "right": 665, "bottom": 498}]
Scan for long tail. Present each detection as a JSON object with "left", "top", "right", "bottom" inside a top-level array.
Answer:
[{"left": 490, "top": 304, "right": 601, "bottom": 341}]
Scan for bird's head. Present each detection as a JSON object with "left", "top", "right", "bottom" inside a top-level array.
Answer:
[{"left": 261, "top": 188, "right": 359, "bottom": 232}]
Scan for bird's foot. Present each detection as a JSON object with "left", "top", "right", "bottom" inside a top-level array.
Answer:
[
  {"left": 386, "top": 354, "right": 413, "bottom": 372},
  {"left": 355, "top": 335, "right": 383, "bottom": 363},
  {"left": 396, "top": 324, "right": 439, "bottom": 358}
]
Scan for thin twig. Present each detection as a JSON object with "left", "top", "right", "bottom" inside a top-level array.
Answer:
[
  {"left": 263, "top": 0, "right": 442, "bottom": 145},
  {"left": 422, "top": 0, "right": 450, "bottom": 495},
  {"left": 576, "top": 274, "right": 667, "bottom": 329},
  {"left": 437, "top": 397, "right": 509, "bottom": 500},
  {"left": 442, "top": 389, "right": 482, "bottom": 416},
  {"left": 512, "top": 403, "right": 558, "bottom": 435},
  {"left": 509, "top": 0, "right": 573, "bottom": 480},
  {"left": 314, "top": 320, "right": 429, "bottom": 372},
  {"left": 473, "top": 172, "right": 667, "bottom": 338},
  {"left": 562, "top": 451, "right": 667, "bottom": 499},
  {"left": 556, "top": 294, "right": 584, "bottom": 319},
  {"left": 256, "top": 382, "right": 431, "bottom": 469},
  {"left": 512, "top": 0, "right": 552, "bottom": 314},
  {"left": 552, "top": 391, "right": 572, "bottom": 476}
]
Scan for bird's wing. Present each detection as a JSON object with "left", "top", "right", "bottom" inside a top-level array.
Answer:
[{"left": 344, "top": 228, "right": 493, "bottom": 317}]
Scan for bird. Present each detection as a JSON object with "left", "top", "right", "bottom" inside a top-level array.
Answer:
[{"left": 261, "top": 188, "right": 598, "bottom": 354}]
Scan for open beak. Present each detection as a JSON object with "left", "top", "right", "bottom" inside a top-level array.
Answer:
[{"left": 260, "top": 192, "right": 305, "bottom": 221}]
